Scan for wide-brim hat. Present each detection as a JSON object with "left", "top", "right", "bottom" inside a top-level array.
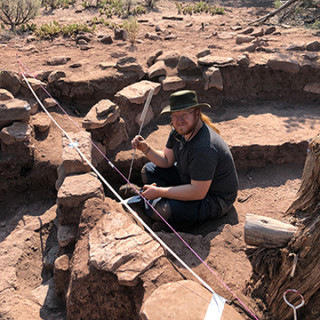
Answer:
[{"left": 160, "top": 90, "right": 211, "bottom": 115}]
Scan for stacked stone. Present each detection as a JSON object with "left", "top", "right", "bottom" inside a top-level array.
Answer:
[{"left": 54, "top": 130, "right": 105, "bottom": 299}]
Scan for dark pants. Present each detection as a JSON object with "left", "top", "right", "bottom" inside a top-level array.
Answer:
[{"left": 141, "top": 162, "right": 223, "bottom": 229}]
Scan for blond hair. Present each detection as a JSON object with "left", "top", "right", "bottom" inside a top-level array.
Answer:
[{"left": 201, "top": 112, "right": 220, "bottom": 135}]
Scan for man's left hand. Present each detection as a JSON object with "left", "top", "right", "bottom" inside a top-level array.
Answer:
[{"left": 141, "top": 184, "right": 160, "bottom": 200}]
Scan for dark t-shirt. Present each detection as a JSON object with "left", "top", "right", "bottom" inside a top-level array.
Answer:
[{"left": 166, "top": 124, "right": 238, "bottom": 206}]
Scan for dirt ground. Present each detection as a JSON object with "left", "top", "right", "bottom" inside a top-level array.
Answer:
[{"left": 1, "top": 0, "right": 319, "bottom": 319}]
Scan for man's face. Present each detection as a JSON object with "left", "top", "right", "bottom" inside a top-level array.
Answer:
[{"left": 171, "top": 108, "right": 198, "bottom": 136}]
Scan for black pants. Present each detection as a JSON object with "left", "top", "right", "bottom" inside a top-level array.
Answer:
[{"left": 141, "top": 162, "right": 224, "bottom": 227}]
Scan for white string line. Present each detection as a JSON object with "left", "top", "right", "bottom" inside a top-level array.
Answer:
[{"left": 21, "top": 72, "right": 216, "bottom": 295}]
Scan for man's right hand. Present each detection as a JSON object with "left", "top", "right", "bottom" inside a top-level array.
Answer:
[{"left": 131, "top": 135, "right": 149, "bottom": 153}]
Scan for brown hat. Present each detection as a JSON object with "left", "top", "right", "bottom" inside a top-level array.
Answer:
[{"left": 160, "top": 90, "right": 211, "bottom": 115}]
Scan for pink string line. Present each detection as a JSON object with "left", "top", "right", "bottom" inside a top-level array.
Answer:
[{"left": 17, "top": 56, "right": 259, "bottom": 320}]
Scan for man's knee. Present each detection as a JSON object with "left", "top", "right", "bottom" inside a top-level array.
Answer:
[{"left": 151, "top": 199, "right": 172, "bottom": 222}]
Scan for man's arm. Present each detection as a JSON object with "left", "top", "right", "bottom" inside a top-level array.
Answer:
[
  {"left": 142, "top": 179, "right": 212, "bottom": 201},
  {"left": 132, "top": 135, "right": 175, "bottom": 168}
]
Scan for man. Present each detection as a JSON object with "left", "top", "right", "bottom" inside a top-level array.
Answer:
[{"left": 131, "top": 90, "right": 238, "bottom": 230}]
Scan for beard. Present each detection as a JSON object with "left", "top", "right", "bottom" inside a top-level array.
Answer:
[{"left": 173, "top": 117, "right": 198, "bottom": 136}]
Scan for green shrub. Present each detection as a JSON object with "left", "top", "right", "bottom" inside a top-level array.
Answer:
[
  {"left": 35, "top": 21, "right": 95, "bottom": 39},
  {"left": 123, "top": 16, "right": 139, "bottom": 45},
  {"left": 0, "top": 0, "right": 41, "bottom": 31}
]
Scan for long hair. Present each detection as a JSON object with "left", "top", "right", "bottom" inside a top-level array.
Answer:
[{"left": 200, "top": 111, "right": 220, "bottom": 135}]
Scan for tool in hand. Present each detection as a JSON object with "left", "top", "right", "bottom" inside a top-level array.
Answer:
[{"left": 125, "top": 88, "right": 154, "bottom": 194}]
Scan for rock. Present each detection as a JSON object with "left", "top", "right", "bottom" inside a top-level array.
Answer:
[
  {"left": 57, "top": 172, "right": 104, "bottom": 208},
  {"left": 47, "top": 56, "right": 71, "bottom": 66},
  {"left": 44, "top": 97, "right": 57, "bottom": 108},
  {"left": 148, "top": 60, "right": 167, "bottom": 79},
  {"left": 196, "top": 49, "right": 211, "bottom": 58},
  {"left": 177, "top": 54, "right": 198, "bottom": 72},
  {"left": 203, "top": 67, "right": 223, "bottom": 91},
  {"left": 62, "top": 131, "right": 92, "bottom": 174},
  {"left": 80, "top": 44, "right": 93, "bottom": 50},
  {"left": 116, "top": 56, "right": 145, "bottom": 80},
  {"left": 198, "top": 55, "right": 235, "bottom": 67},
  {"left": 98, "top": 62, "right": 116, "bottom": 70},
  {"left": 0, "top": 122, "right": 33, "bottom": 145},
  {"left": 160, "top": 76, "right": 186, "bottom": 91},
  {"left": 56, "top": 164, "right": 66, "bottom": 191},
  {"left": 145, "top": 32, "right": 161, "bottom": 40},
  {"left": 100, "top": 35, "right": 113, "bottom": 44},
  {"left": 164, "top": 34, "right": 177, "bottom": 40},
  {"left": 303, "top": 82, "right": 320, "bottom": 94},
  {"left": 156, "top": 51, "right": 180, "bottom": 68},
  {"left": 267, "top": 55, "right": 300, "bottom": 73},
  {"left": 48, "top": 70, "right": 66, "bottom": 83},
  {"left": 236, "top": 43, "right": 257, "bottom": 52},
  {"left": 92, "top": 140, "right": 106, "bottom": 167},
  {"left": 76, "top": 34, "right": 91, "bottom": 43},
  {"left": 286, "top": 44, "right": 305, "bottom": 51},
  {"left": 241, "top": 27, "right": 254, "bottom": 34},
  {"left": 237, "top": 54, "right": 250, "bottom": 67},
  {"left": 35, "top": 70, "right": 51, "bottom": 81},
  {"left": 251, "top": 28, "right": 264, "bottom": 37},
  {"left": 70, "top": 62, "right": 82, "bottom": 68},
  {"left": 306, "top": 40, "right": 320, "bottom": 51},
  {"left": 147, "top": 49, "right": 163, "bottom": 67},
  {"left": 82, "top": 99, "right": 120, "bottom": 130},
  {"left": 57, "top": 224, "right": 77, "bottom": 247},
  {"left": 44, "top": 245, "right": 59, "bottom": 269},
  {"left": 141, "top": 280, "right": 244, "bottom": 320},
  {"left": 0, "top": 89, "right": 14, "bottom": 101},
  {"left": 303, "top": 52, "right": 318, "bottom": 61},
  {"left": 217, "top": 32, "right": 235, "bottom": 40},
  {"left": 0, "top": 70, "right": 21, "bottom": 95},
  {"left": 110, "top": 51, "right": 127, "bottom": 58},
  {"left": 21, "top": 77, "right": 46, "bottom": 91},
  {"left": 77, "top": 39, "right": 88, "bottom": 45},
  {"left": 236, "top": 35, "right": 255, "bottom": 45},
  {"left": 54, "top": 254, "right": 70, "bottom": 297},
  {"left": 89, "top": 212, "right": 165, "bottom": 286},
  {"left": 103, "top": 118, "right": 128, "bottom": 150},
  {"left": 32, "top": 113, "right": 51, "bottom": 132},
  {"left": 265, "top": 26, "right": 276, "bottom": 35},
  {"left": 114, "top": 28, "right": 127, "bottom": 40},
  {"left": 115, "top": 80, "right": 161, "bottom": 104}
]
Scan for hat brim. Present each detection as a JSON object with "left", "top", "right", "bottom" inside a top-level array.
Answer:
[{"left": 160, "top": 103, "right": 211, "bottom": 115}]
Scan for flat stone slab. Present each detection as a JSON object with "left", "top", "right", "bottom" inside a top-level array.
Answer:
[
  {"left": 89, "top": 212, "right": 165, "bottom": 286},
  {"left": 0, "top": 98, "right": 30, "bottom": 121},
  {"left": 140, "top": 280, "right": 244, "bottom": 320},
  {"left": 57, "top": 172, "right": 104, "bottom": 208},
  {"left": 82, "top": 99, "right": 120, "bottom": 129},
  {"left": 116, "top": 80, "right": 161, "bottom": 104}
]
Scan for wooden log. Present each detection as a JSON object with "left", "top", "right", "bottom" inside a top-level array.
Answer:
[{"left": 244, "top": 213, "right": 297, "bottom": 247}]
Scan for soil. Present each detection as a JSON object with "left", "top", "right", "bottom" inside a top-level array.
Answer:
[{"left": 0, "top": 0, "right": 319, "bottom": 319}]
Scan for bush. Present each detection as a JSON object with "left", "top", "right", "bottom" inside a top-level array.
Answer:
[
  {"left": 123, "top": 16, "right": 139, "bottom": 45},
  {"left": 0, "top": 0, "right": 41, "bottom": 31}
]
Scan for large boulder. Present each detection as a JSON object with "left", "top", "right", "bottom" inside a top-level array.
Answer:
[
  {"left": 66, "top": 198, "right": 184, "bottom": 320},
  {"left": 57, "top": 172, "right": 104, "bottom": 225}
]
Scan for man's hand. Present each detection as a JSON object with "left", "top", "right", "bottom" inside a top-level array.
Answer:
[
  {"left": 131, "top": 135, "right": 149, "bottom": 153},
  {"left": 141, "top": 184, "right": 159, "bottom": 200}
]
